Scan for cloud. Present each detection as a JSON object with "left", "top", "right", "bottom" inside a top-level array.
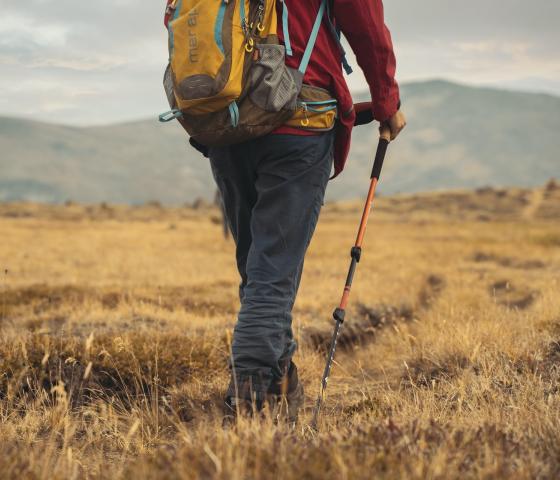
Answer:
[
  {"left": 30, "top": 56, "right": 128, "bottom": 72},
  {"left": 0, "top": 0, "right": 169, "bottom": 124},
  {"left": 0, "top": 13, "right": 69, "bottom": 48},
  {"left": 381, "top": 0, "right": 560, "bottom": 89},
  {"left": 0, "top": 0, "right": 558, "bottom": 124}
]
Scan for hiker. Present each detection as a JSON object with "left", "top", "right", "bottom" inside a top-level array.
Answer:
[{"left": 163, "top": 0, "right": 406, "bottom": 422}]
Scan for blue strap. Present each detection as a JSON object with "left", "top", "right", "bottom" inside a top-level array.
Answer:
[
  {"left": 282, "top": 1, "right": 293, "bottom": 56},
  {"left": 298, "top": 0, "right": 327, "bottom": 74},
  {"left": 228, "top": 102, "right": 239, "bottom": 127},
  {"left": 159, "top": 109, "right": 183, "bottom": 122},
  {"left": 168, "top": 0, "right": 182, "bottom": 60},
  {"left": 325, "top": 0, "right": 353, "bottom": 74},
  {"left": 214, "top": 0, "right": 227, "bottom": 54},
  {"left": 240, "top": 0, "right": 246, "bottom": 28}
]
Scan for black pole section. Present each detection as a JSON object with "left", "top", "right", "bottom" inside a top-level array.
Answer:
[
  {"left": 313, "top": 319, "right": 341, "bottom": 412},
  {"left": 371, "top": 138, "right": 389, "bottom": 180}
]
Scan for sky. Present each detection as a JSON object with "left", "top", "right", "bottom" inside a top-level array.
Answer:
[{"left": 0, "top": 0, "right": 559, "bottom": 126}]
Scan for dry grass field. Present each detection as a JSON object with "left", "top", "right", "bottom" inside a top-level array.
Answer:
[{"left": 1, "top": 181, "right": 559, "bottom": 479}]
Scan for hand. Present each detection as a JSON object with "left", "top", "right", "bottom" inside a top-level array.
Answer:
[{"left": 382, "top": 110, "right": 407, "bottom": 141}]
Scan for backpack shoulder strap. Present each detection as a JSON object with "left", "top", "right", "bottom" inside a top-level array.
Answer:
[
  {"left": 325, "top": 0, "right": 353, "bottom": 74},
  {"left": 280, "top": 0, "right": 293, "bottom": 56},
  {"left": 298, "top": 0, "right": 328, "bottom": 74}
]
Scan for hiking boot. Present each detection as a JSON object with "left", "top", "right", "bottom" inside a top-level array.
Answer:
[
  {"left": 222, "top": 375, "right": 266, "bottom": 426},
  {"left": 222, "top": 362, "right": 304, "bottom": 426},
  {"left": 266, "top": 362, "right": 304, "bottom": 425}
]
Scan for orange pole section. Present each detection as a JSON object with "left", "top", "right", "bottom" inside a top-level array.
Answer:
[
  {"left": 339, "top": 287, "right": 351, "bottom": 310},
  {"left": 355, "top": 177, "right": 378, "bottom": 248},
  {"left": 337, "top": 176, "right": 379, "bottom": 310}
]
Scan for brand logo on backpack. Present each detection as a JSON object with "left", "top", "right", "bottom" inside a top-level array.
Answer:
[{"left": 188, "top": 8, "right": 199, "bottom": 63}]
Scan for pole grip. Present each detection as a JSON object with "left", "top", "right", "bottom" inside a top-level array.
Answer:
[{"left": 370, "top": 125, "right": 391, "bottom": 180}]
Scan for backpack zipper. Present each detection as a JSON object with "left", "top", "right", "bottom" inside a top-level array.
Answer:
[{"left": 297, "top": 100, "right": 338, "bottom": 127}]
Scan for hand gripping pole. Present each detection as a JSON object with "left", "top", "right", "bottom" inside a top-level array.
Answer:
[{"left": 310, "top": 126, "right": 391, "bottom": 431}]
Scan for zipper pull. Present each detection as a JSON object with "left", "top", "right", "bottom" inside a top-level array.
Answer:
[
  {"left": 256, "top": 2, "right": 265, "bottom": 32},
  {"left": 301, "top": 103, "right": 310, "bottom": 127}
]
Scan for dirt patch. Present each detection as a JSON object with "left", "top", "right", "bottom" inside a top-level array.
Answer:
[
  {"left": 489, "top": 280, "right": 537, "bottom": 310},
  {"left": 1, "top": 282, "right": 237, "bottom": 318},
  {"left": 341, "top": 396, "right": 391, "bottom": 418},
  {"left": 0, "top": 331, "right": 228, "bottom": 408},
  {"left": 132, "top": 283, "right": 237, "bottom": 315},
  {"left": 101, "top": 292, "right": 121, "bottom": 309},
  {"left": 417, "top": 274, "right": 446, "bottom": 309},
  {"left": 306, "top": 274, "right": 445, "bottom": 352},
  {"left": 23, "top": 315, "right": 68, "bottom": 332},
  {"left": 1, "top": 285, "right": 88, "bottom": 315},
  {"left": 402, "top": 354, "right": 470, "bottom": 389},
  {"left": 472, "top": 252, "right": 546, "bottom": 270},
  {"left": 161, "top": 388, "right": 226, "bottom": 423},
  {"left": 306, "top": 303, "right": 415, "bottom": 352},
  {"left": 135, "top": 295, "right": 235, "bottom": 315}
]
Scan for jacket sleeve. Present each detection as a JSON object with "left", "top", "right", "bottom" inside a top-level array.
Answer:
[{"left": 333, "top": 0, "right": 400, "bottom": 121}]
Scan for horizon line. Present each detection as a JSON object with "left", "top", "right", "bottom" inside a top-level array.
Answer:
[{"left": 1, "top": 77, "right": 558, "bottom": 129}]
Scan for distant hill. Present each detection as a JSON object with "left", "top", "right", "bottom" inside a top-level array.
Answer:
[{"left": 1, "top": 80, "right": 559, "bottom": 204}]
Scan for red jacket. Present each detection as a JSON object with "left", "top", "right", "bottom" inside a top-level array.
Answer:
[{"left": 164, "top": 0, "right": 400, "bottom": 177}]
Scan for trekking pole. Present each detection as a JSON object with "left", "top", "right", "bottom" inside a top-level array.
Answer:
[{"left": 310, "top": 124, "right": 391, "bottom": 431}]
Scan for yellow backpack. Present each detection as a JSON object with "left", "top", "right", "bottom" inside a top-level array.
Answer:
[{"left": 159, "top": 0, "right": 339, "bottom": 146}]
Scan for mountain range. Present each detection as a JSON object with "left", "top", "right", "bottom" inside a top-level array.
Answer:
[{"left": 1, "top": 80, "right": 558, "bottom": 204}]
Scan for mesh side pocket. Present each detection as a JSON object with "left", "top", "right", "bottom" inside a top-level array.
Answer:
[
  {"left": 249, "top": 44, "right": 302, "bottom": 113},
  {"left": 163, "top": 63, "right": 177, "bottom": 109}
]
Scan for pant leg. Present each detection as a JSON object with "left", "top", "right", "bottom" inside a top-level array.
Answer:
[
  {"left": 209, "top": 142, "right": 257, "bottom": 302},
  {"left": 232, "top": 131, "right": 334, "bottom": 394}
]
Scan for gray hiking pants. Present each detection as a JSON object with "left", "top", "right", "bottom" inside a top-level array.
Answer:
[{"left": 209, "top": 131, "right": 334, "bottom": 397}]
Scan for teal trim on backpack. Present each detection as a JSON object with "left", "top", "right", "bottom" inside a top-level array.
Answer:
[
  {"left": 282, "top": 1, "right": 293, "bottom": 56},
  {"left": 298, "top": 99, "right": 338, "bottom": 114},
  {"left": 240, "top": 0, "right": 246, "bottom": 29},
  {"left": 302, "top": 99, "right": 338, "bottom": 106},
  {"left": 228, "top": 102, "right": 240, "bottom": 127},
  {"left": 214, "top": 0, "right": 227, "bottom": 54},
  {"left": 159, "top": 109, "right": 183, "bottom": 122},
  {"left": 298, "top": 0, "right": 327, "bottom": 74},
  {"left": 306, "top": 105, "right": 337, "bottom": 114},
  {"left": 168, "top": 0, "right": 182, "bottom": 60}
]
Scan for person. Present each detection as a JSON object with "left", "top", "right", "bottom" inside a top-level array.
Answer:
[{"left": 166, "top": 0, "right": 406, "bottom": 422}]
